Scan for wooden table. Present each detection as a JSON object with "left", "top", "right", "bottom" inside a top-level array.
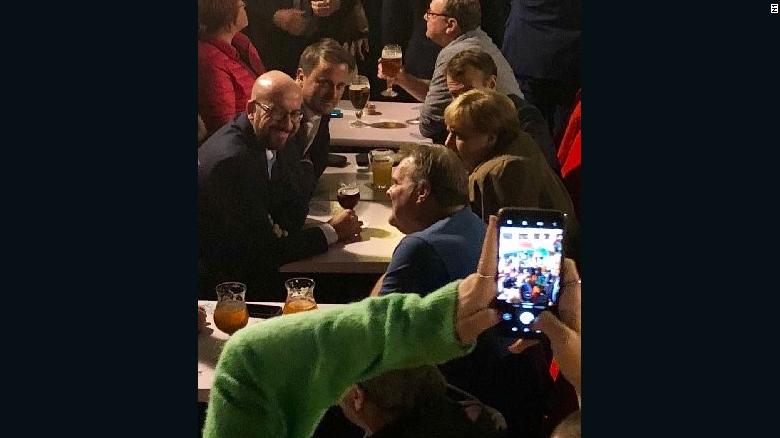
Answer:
[
  {"left": 198, "top": 300, "right": 344, "bottom": 402},
  {"left": 330, "top": 100, "right": 432, "bottom": 149}
]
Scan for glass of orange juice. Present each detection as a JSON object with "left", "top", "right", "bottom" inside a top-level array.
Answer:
[
  {"left": 282, "top": 278, "right": 318, "bottom": 314},
  {"left": 213, "top": 282, "right": 249, "bottom": 335}
]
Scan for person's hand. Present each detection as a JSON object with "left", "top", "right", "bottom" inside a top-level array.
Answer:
[
  {"left": 377, "top": 59, "right": 402, "bottom": 81},
  {"left": 198, "top": 305, "right": 208, "bottom": 334},
  {"left": 509, "top": 258, "right": 581, "bottom": 396},
  {"left": 343, "top": 38, "right": 369, "bottom": 62},
  {"left": 311, "top": 0, "right": 341, "bottom": 17},
  {"left": 455, "top": 215, "right": 501, "bottom": 344},
  {"left": 273, "top": 9, "right": 308, "bottom": 36},
  {"left": 328, "top": 209, "right": 363, "bottom": 242}
]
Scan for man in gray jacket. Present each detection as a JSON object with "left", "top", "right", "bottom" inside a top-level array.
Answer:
[{"left": 378, "top": 0, "right": 521, "bottom": 144}]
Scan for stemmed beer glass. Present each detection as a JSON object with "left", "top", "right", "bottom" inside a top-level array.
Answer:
[
  {"left": 349, "top": 75, "right": 371, "bottom": 127},
  {"left": 380, "top": 44, "right": 402, "bottom": 98}
]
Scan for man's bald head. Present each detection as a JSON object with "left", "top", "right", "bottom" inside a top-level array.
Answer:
[
  {"left": 251, "top": 70, "right": 301, "bottom": 104},
  {"left": 246, "top": 71, "right": 304, "bottom": 150}
]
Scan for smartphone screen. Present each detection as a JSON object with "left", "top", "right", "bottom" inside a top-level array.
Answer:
[
  {"left": 495, "top": 208, "right": 566, "bottom": 338},
  {"left": 246, "top": 303, "right": 282, "bottom": 319}
]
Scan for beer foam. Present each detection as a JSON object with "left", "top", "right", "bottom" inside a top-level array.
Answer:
[
  {"left": 381, "top": 50, "right": 402, "bottom": 59},
  {"left": 338, "top": 187, "right": 360, "bottom": 196},
  {"left": 349, "top": 85, "right": 369, "bottom": 91}
]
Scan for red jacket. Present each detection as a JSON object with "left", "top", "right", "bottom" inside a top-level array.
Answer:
[
  {"left": 557, "top": 92, "right": 581, "bottom": 221},
  {"left": 198, "top": 33, "right": 265, "bottom": 133}
]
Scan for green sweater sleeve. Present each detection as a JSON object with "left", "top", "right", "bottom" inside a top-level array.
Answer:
[{"left": 203, "top": 280, "right": 473, "bottom": 438}]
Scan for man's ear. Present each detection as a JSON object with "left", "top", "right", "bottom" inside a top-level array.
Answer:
[
  {"left": 446, "top": 18, "right": 459, "bottom": 35},
  {"left": 295, "top": 68, "right": 306, "bottom": 84},
  {"left": 416, "top": 180, "right": 431, "bottom": 205},
  {"left": 349, "top": 386, "right": 366, "bottom": 412},
  {"left": 246, "top": 100, "right": 256, "bottom": 120},
  {"left": 486, "top": 75, "right": 497, "bottom": 90}
]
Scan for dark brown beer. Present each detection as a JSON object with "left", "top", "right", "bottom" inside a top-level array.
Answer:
[
  {"left": 337, "top": 186, "right": 360, "bottom": 209},
  {"left": 349, "top": 86, "right": 370, "bottom": 111}
]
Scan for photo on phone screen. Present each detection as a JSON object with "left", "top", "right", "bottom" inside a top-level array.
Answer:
[{"left": 495, "top": 208, "right": 566, "bottom": 338}]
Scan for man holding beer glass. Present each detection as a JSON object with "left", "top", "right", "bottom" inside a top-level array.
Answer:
[{"left": 377, "top": 0, "right": 521, "bottom": 144}]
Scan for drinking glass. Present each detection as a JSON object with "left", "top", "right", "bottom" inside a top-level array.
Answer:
[
  {"left": 213, "top": 282, "right": 249, "bottom": 335},
  {"left": 349, "top": 75, "right": 371, "bottom": 127},
  {"left": 337, "top": 182, "right": 360, "bottom": 210},
  {"left": 380, "top": 44, "right": 402, "bottom": 98},
  {"left": 282, "top": 278, "right": 318, "bottom": 314},
  {"left": 370, "top": 149, "right": 393, "bottom": 190}
]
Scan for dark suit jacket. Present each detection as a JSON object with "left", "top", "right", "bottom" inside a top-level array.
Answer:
[
  {"left": 286, "top": 113, "right": 331, "bottom": 182},
  {"left": 198, "top": 113, "right": 328, "bottom": 300},
  {"left": 507, "top": 93, "right": 561, "bottom": 175}
]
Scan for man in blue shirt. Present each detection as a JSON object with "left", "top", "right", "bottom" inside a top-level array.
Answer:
[{"left": 372, "top": 144, "right": 485, "bottom": 296}]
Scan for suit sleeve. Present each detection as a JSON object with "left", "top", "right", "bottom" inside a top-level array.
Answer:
[{"left": 209, "top": 157, "right": 327, "bottom": 269}]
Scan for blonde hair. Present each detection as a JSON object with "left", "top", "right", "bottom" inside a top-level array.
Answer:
[{"left": 444, "top": 89, "right": 521, "bottom": 148}]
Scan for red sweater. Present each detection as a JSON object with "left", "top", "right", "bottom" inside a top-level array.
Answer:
[{"left": 198, "top": 33, "right": 265, "bottom": 133}]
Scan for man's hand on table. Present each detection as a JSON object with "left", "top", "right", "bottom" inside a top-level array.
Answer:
[{"left": 329, "top": 209, "right": 363, "bottom": 242}]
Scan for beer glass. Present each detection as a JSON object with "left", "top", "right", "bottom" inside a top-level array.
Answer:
[
  {"left": 380, "top": 44, "right": 402, "bottom": 98},
  {"left": 349, "top": 75, "right": 371, "bottom": 127},
  {"left": 282, "top": 278, "right": 318, "bottom": 314},
  {"left": 213, "top": 282, "right": 249, "bottom": 335},
  {"left": 337, "top": 182, "right": 360, "bottom": 209},
  {"left": 370, "top": 149, "right": 393, "bottom": 190}
]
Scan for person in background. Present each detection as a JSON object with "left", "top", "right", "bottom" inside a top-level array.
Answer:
[
  {"left": 557, "top": 90, "right": 581, "bottom": 222},
  {"left": 371, "top": 144, "right": 485, "bottom": 296},
  {"left": 443, "top": 88, "right": 579, "bottom": 260},
  {"left": 339, "top": 365, "right": 506, "bottom": 437},
  {"left": 501, "top": 0, "right": 581, "bottom": 142},
  {"left": 198, "top": 0, "right": 266, "bottom": 133},
  {"left": 202, "top": 216, "right": 504, "bottom": 437},
  {"left": 378, "top": 0, "right": 521, "bottom": 143},
  {"left": 445, "top": 48, "right": 561, "bottom": 175},
  {"left": 197, "top": 71, "right": 362, "bottom": 301},
  {"left": 285, "top": 39, "right": 356, "bottom": 182}
]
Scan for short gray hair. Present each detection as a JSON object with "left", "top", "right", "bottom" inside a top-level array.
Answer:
[{"left": 397, "top": 143, "right": 469, "bottom": 208}]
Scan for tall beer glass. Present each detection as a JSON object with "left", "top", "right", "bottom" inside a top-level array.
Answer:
[
  {"left": 380, "top": 44, "right": 402, "bottom": 98},
  {"left": 349, "top": 75, "right": 371, "bottom": 127}
]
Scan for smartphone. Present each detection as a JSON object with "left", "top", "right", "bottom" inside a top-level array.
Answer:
[
  {"left": 329, "top": 108, "right": 343, "bottom": 118},
  {"left": 494, "top": 207, "right": 566, "bottom": 338},
  {"left": 246, "top": 303, "right": 283, "bottom": 319},
  {"left": 355, "top": 152, "right": 370, "bottom": 167}
]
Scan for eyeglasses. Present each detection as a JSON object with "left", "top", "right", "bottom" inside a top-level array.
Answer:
[
  {"left": 254, "top": 101, "right": 304, "bottom": 124},
  {"left": 424, "top": 9, "right": 451, "bottom": 20}
]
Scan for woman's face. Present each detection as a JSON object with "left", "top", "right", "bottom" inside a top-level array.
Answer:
[
  {"left": 234, "top": 0, "right": 249, "bottom": 31},
  {"left": 445, "top": 121, "right": 495, "bottom": 172}
]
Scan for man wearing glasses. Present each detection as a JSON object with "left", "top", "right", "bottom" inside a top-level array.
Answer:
[
  {"left": 198, "top": 71, "right": 363, "bottom": 301},
  {"left": 377, "top": 0, "right": 521, "bottom": 144}
]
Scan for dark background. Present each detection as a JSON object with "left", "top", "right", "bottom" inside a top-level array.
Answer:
[{"left": 4, "top": 2, "right": 779, "bottom": 436}]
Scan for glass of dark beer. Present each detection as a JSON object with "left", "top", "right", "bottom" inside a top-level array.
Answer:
[
  {"left": 337, "top": 182, "right": 360, "bottom": 210},
  {"left": 380, "top": 44, "right": 402, "bottom": 98},
  {"left": 349, "top": 75, "right": 371, "bottom": 127}
]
